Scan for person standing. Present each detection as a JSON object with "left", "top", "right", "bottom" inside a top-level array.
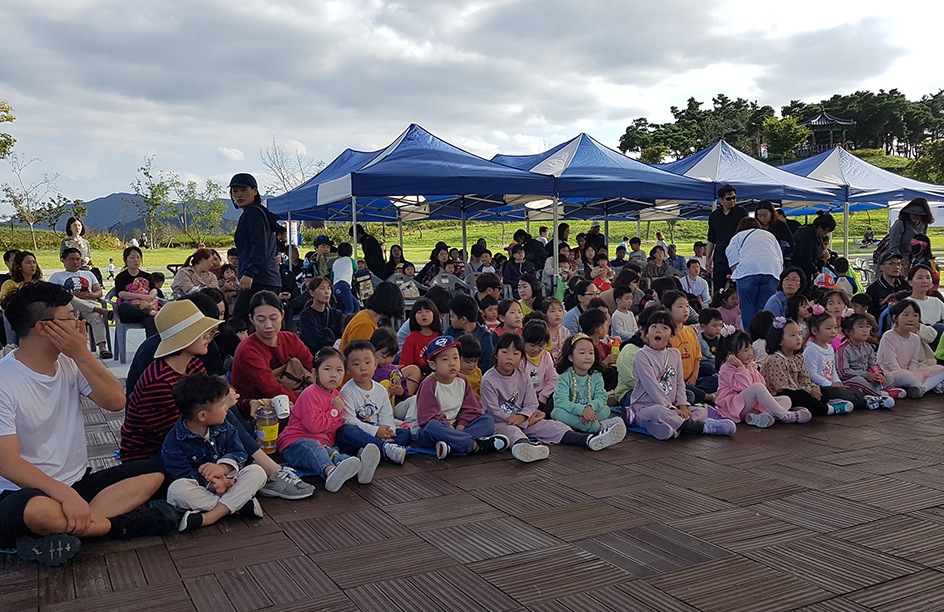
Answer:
[
  {"left": 725, "top": 218, "right": 783, "bottom": 329},
  {"left": 585, "top": 221, "right": 606, "bottom": 252},
  {"left": 353, "top": 224, "right": 386, "bottom": 279},
  {"left": 887, "top": 198, "right": 934, "bottom": 263},
  {"left": 230, "top": 173, "right": 281, "bottom": 322},
  {"left": 792, "top": 214, "right": 836, "bottom": 282},
  {"left": 545, "top": 222, "right": 571, "bottom": 259},
  {"left": 706, "top": 184, "right": 747, "bottom": 292}
]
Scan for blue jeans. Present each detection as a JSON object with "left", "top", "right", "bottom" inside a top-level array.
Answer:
[
  {"left": 335, "top": 423, "right": 412, "bottom": 457},
  {"left": 334, "top": 281, "right": 359, "bottom": 316},
  {"left": 281, "top": 438, "right": 352, "bottom": 478},
  {"left": 416, "top": 415, "right": 494, "bottom": 455},
  {"left": 737, "top": 274, "right": 779, "bottom": 330}
]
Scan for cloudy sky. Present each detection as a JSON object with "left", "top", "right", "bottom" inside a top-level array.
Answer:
[{"left": 0, "top": 0, "right": 941, "bottom": 208}]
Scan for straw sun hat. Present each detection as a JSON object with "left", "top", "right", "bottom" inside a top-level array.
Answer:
[{"left": 153, "top": 300, "right": 222, "bottom": 359}]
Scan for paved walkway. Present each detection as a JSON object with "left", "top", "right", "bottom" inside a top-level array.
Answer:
[{"left": 4, "top": 341, "right": 944, "bottom": 611}]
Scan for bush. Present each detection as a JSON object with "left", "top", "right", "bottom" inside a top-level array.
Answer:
[{"left": 850, "top": 148, "right": 886, "bottom": 158}]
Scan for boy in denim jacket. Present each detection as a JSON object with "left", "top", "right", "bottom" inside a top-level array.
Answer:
[{"left": 162, "top": 374, "right": 267, "bottom": 532}]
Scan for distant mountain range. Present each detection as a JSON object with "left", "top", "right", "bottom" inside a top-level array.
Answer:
[{"left": 58, "top": 192, "right": 241, "bottom": 238}]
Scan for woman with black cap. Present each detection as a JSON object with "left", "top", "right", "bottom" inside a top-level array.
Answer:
[{"left": 229, "top": 173, "right": 283, "bottom": 322}]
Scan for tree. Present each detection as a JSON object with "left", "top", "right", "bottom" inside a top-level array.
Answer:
[
  {"left": 126, "top": 156, "right": 175, "bottom": 248},
  {"left": 175, "top": 178, "right": 227, "bottom": 244},
  {"left": 639, "top": 144, "right": 669, "bottom": 164},
  {"left": 762, "top": 117, "right": 812, "bottom": 164},
  {"left": 1, "top": 153, "right": 59, "bottom": 249},
  {"left": 37, "top": 193, "right": 76, "bottom": 232},
  {"left": 71, "top": 200, "right": 88, "bottom": 222},
  {"left": 908, "top": 140, "right": 944, "bottom": 184},
  {"left": 258, "top": 136, "right": 325, "bottom": 196},
  {"left": 618, "top": 118, "right": 653, "bottom": 154},
  {"left": 0, "top": 100, "right": 14, "bottom": 159}
]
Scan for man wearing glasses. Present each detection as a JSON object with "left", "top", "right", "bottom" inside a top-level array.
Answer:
[{"left": 705, "top": 184, "right": 747, "bottom": 293}]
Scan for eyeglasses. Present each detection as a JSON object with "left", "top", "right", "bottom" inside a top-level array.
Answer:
[
  {"left": 203, "top": 328, "right": 221, "bottom": 338},
  {"left": 722, "top": 196, "right": 736, "bottom": 202}
]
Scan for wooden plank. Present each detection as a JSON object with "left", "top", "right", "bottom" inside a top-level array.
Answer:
[
  {"left": 668, "top": 508, "right": 814, "bottom": 552},
  {"left": 43, "top": 583, "right": 194, "bottom": 612},
  {"left": 845, "top": 569, "right": 944, "bottom": 610},
  {"left": 136, "top": 544, "right": 179, "bottom": 585},
  {"left": 750, "top": 490, "right": 891, "bottom": 533},
  {"left": 70, "top": 552, "right": 111, "bottom": 598},
  {"left": 356, "top": 472, "right": 461, "bottom": 505},
  {"left": 417, "top": 515, "right": 562, "bottom": 563},
  {"left": 183, "top": 574, "right": 236, "bottom": 612},
  {"left": 469, "top": 479, "right": 593, "bottom": 515},
  {"left": 217, "top": 567, "right": 272, "bottom": 612},
  {"left": 104, "top": 548, "right": 147, "bottom": 592},
  {"left": 37, "top": 563, "right": 74, "bottom": 605},
  {"left": 521, "top": 500, "right": 651, "bottom": 542},
  {"left": 280, "top": 507, "right": 399, "bottom": 553},
  {"left": 169, "top": 531, "right": 302, "bottom": 578},
  {"left": 381, "top": 493, "right": 504, "bottom": 531},
  {"left": 310, "top": 536, "right": 458, "bottom": 589},
  {"left": 607, "top": 484, "right": 735, "bottom": 520}
]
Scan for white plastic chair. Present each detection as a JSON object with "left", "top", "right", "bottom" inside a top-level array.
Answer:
[
  {"left": 429, "top": 272, "right": 476, "bottom": 297},
  {"left": 105, "top": 288, "right": 146, "bottom": 364}
]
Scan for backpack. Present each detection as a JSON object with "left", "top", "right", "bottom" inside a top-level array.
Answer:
[{"left": 871, "top": 234, "right": 892, "bottom": 266}]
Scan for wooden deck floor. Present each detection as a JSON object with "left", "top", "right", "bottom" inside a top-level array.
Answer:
[{"left": 6, "top": 395, "right": 944, "bottom": 611}]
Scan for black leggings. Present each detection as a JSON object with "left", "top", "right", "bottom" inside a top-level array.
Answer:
[
  {"left": 775, "top": 389, "right": 830, "bottom": 416},
  {"left": 117, "top": 302, "right": 158, "bottom": 337}
]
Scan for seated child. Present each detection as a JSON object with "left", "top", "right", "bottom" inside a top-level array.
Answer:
[
  {"left": 591, "top": 254, "right": 613, "bottom": 292},
  {"left": 521, "top": 319, "right": 558, "bottom": 413},
  {"left": 804, "top": 310, "right": 882, "bottom": 412},
  {"left": 629, "top": 310, "right": 736, "bottom": 440},
  {"left": 748, "top": 311, "right": 775, "bottom": 367},
  {"left": 877, "top": 299, "right": 944, "bottom": 398},
  {"left": 496, "top": 299, "right": 524, "bottom": 336},
  {"left": 164, "top": 374, "right": 267, "bottom": 532},
  {"left": 415, "top": 335, "right": 508, "bottom": 459},
  {"left": 833, "top": 257, "right": 860, "bottom": 296},
  {"left": 541, "top": 298, "right": 571, "bottom": 363},
  {"left": 551, "top": 334, "right": 624, "bottom": 433},
  {"left": 614, "top": 306, "right": 658, "bottom": 407},
  {"left": 370, "top": 328, "right": 410, "bottom": 406},
  {"left": 299, "top": 277, "right": 344, "bottom": 356},
  {"left": 482, "top": 332, "right": 625, "bottom": 463},
  {"left": 697, "top": 308, "right": 723, "bottom": 377},
  {"left": 278, "top": 348, "right": 380, "bottom": 492},
  {"left": 787, "top": 294, "right": 811, "bottom": 340},
  {"left": 579, "top": 306, "right": 619, "bottom": 391},
  {"left": 458, "top": 334, "right": 484, "bottom": 401},
  {"left": 610, "top": 286, "right": 638, "bottom": 343},
  {"left": 337, "top": 340, "right": 412, "bottom": 465},
  {"left": 446, "top": 294, "right": 494, "bottom": 370},
  {"left": 836, "top": 313, "right": 903, "bottom": 401},
  {"left": 479, "top": 295, "right": 500, "bottom": 333},
  {"left": 817, "top": 291, "right": 853, "bottom": 350},
  {"left": 477, "top": 249, "right": 496, "bottom": 274},
  {"left": 399, "top": 298, "right": 442, "bottom": 371},
  {"left": 760, "top": 318, "right": 832, "bottom": 416},
  {"left": 714, "top": 328, "right": 811, "bottom": 427},
  {"left": 850, "top": 294, "right": 880, "bottom": 348},
  {"left": 710, "top": 286, "right": 742, "bottom": 330},
  {"left": 664, "top": 290, "right": 716, "bottom": 403}
]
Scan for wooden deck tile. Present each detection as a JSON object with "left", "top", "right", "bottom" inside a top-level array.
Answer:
[
  {"left": 168, "top": 531, "right": 302, "bottom": 578},
  {"left": 433, "top": 458, "right": 544, "bottom": 490},
  {"left": 888, "top": 466, "right": 944, "bottom": 491},
  {"left": 135, "top": 543, "right": 180, "bottom": 585},
  {"left": 754, "top": 459, "right": 873, "bottom": 490},
  {"left": 686, "top": 472, "right": 807, "bottom": 505},
  {"left": 279, "top": 507, "right": 400, "bottom": 553},
  {"left": 418, "top": 515, "right": 561, "bottom": 563},
  {"left": 104, "top": 548, "right": 147, "bottom": 591},
  {"left": 749, "top": 490, "right": 891, "bottom": 533},
  {"left": 845, "top": 569, "right": 944, "bottom": 610},
  {"left": 259, "top": 592, "right": 359, "bottom": 612},
  {"left": 520, "top": 500, "right": 651, "bottom": 541},
  {"left": 814, "top": 448, "right": 938, "bottom": 475},
  {"left": 606, "top": 484, "right": 735, "bottom": 520},
  {"left": 182, "top": 574, "right": 236, "bottom": 612},
  {"left": 381, "top": 492, "right": 504, "bottom": 530},
  {"left": 70, "top": 553, "right": 110, "bottom": 598},
  {"left": 310, "top": 535, "right": 458, "bottom": 589},
  {"left": 346, "top": 565, "right": 520, "bottom": 612},
  {"left": 37, "top": 562, "right": 74, "bottom": 604},
  {"left": 262, "top": 490, "right": 374, "bottom": 523},
  {"left": 552, "top": 467, "right": 663, "bottom": 498},
  {"left": 627, "top": 455, "right": 738, "bottom": 485},
  {"left": 468, "top": 479, "right": 593, "bottom": 515},
  {"left": 829, "top": 476, "right": 944, "bottom": 513},
  {"left": 668, "top": 508, "right": 813, "bottom": 552},
  {"left": 834, "top": 515, "right": 944, "bottom": 566},
  {"left": 246, "top": 555, "right": 339, "bottom": 603},
  {"left": 43, "top": 582, "right": 195, "bottom": 612},
  {"left": 785, "top": 599, "right": 874, "bottom": 612},
  {"left": 354, "top": 472, "right": 461, "bottom": 505}
]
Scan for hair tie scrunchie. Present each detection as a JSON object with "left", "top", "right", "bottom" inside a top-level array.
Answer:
[
  {"left": 773, "top": 316, "right": 786, "bottom": 329},
  {"left": 719, "top": 324, "right": 736, "bottom": 338},
  {"left": 841, "top": 307, "right": 855, "bottom": 318},
  {"left": 811, "top": 304, "right": 826, "bottom": 315}
]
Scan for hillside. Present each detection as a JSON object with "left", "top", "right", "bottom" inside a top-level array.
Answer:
[{"left": 64, "top": 193, "right": 240, "bottom": 238}]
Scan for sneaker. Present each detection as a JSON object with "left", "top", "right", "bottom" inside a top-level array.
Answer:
[
  {"left": 886, "top": 388, "right": 906, "bottom": 399},
  {"left": 511, "top": 441, "right": 550, "bottom": 462},
  {"left": 436, "top": 441, "right": 451, "bottom": 460},
  {"left": 745, "top": 412, "right": 775, "bottom": 428},
  {"left": 178, "top": 510, "right": 204, "bottom": 533},
  {"left": 865, "top": 395, "right": 883, "bottom": 410},
  {"left": 935, "top": 383, "right": 944, "bottom": 395},
  {"left": 702, "top": 419, "right": 737, "bottom": 436},
  {"left": 238, "top": 498, "right": 264, "bottom": 519},
  {"left": 780, "top": 408, "right": 812, "bottom": 424},
  {"left": 473, "top": 434, "right": 509, "bottom": 454},
  {"left": 587, "top": 420, "right": 627, "bottom": 450},
  {"left": 826, "top": 399, "right": 854, "bottom": 415},
  {"left": 357, "top": 445, "right": 381, "bottom": 484},
  {"left": 881, "top": 395, "right": 895, "bottom": 409},
  {"left": 324, "top": 456, "right": 360, "bottom": 492},
  {"left": 906, "top": 386, "right": 925, "bottom": 399},
  {"left": 259, "top": 466, "right": 315, "bottom": 500},
  {"left": 622, "top": 406, "right": 636, "bottom": 427},
  {"left": 383, "top": 443, "right": 407, "bottom": 465},
  {"left": 16, "top": 534, "right": 81, "bottom": 566},
  {"left": 109, "top": 502, "right": 177, "bottom": 539}
]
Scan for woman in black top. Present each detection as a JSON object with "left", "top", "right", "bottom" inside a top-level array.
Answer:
[
  {"left": 754, "top": 200, "right": 794, "bottom": 262},
  {"left": 298, "top": 277, "right": 343, "bottom": 355},
  {"left": 114, "top": 245, "right": 159, "bottom": 337},
  {"left": 386, "top": 244, "right": 411, "bottom": 278}
]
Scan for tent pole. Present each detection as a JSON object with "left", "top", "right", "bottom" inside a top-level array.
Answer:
[
  {"left": 604, "top": 211, "right": 609, "bottom": 249},
  {"left": 351, "top": 196, "right": 358, "bottom": 259},
  {"left": 398, "top": 214, "right": 404, "bottom": 249},
  {"left": 553, "top": 197, "right": 560, "bottom": 291},
  {"left": 636, "top": 213, "right": 641, "bottom": 239},
  {"left": 526, "top": 218, "right": 530, "bottom": 234},
  {"left": 843, "top": 201, "right": 849, "bottom": 258},
  {"left": 462, "top": 210, "right": 468, "bottom": 262}
]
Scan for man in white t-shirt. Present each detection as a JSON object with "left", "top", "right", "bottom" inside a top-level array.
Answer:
[
  {"left": 48, "top": 248, "right": 111, "bottom": 359},
  {"left": 0, "top": 282, "right": 174, "bottom": 566}
]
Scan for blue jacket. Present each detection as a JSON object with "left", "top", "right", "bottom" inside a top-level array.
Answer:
[
  {"left": 234, "top": 204, "right": 281, "bottom": 287},
  {"left": 161, "top": 417, "right": 249, "bottom": 486},
  {"left": 446, "top": 323, "right": 494, "bottom": 372}
]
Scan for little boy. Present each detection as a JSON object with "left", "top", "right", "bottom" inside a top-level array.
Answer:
[
  {"left": 446, "top": 294, "right": 494, "bottom": 370},
  {"left": 150, "top": 272, "right": 166, "bottom": 300},
  {"left": 611, "top": 245, "right": 628, "bottom": 268},
  {"left": 415, "top": 336, "right": 508, "bottom": 459},
  {"left": 337, "top": 340, "right": 411, "bottom": 465},
  {"left": 479, "top": 295, "right": 500, "bottom": 333},
  {"left": 106, "top": 258, "right": 117, "bottom": 280},
  {"left": 163, "top": 374, "right": 267, "bottom": 532},
  {"left": 627, "top": 237, "right": 647, "bottom": 266},
  {"left": 370, "top": 328, "right": 410, "bottom": 406},
  {"left": 219, "top": 264, "right": 239, "bottom": 310},
  {"left": 457, "top": 334, "right": 483, "bottom": 401},
  {"left": 611, "top": 286, "right": 638, "bottom": 343},
  {"left": 850, "top": 294, "right": 880, "bottom": 347},
  {"left": 477, "top": 250, "right": 496, "bottom": 274},
  {"left": 443, "top": 261, "right": 457, "bottom": 277},
  {"left": 697, "top": 308, "right": 724, "bottom": 377},
  {"left": 682, "top": 260, "right": 710, "bottom": 304}
]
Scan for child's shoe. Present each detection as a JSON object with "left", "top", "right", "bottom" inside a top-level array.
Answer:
[
  {"left": 934, "top": 382, "right": 944, "bottom": 395},
  {"left": 435, "top": 441, "right": 451, "bottom": 460},
  {"left": 15, "top": 534, "right": 81, "bottom": 566},
  {"left": 357, "top": 445, "right": 381, "bottom": 484},
  {"left": 880, "top": 395, "right": 895, "bottom": 409},
  {"left": 780, "top": 409, "right": 812, "bottom": 424},
  {"left": 622, "top": 406, "right": 636, "bottom": 427},
  {"left": 886, "top": 388, "right": 906, "bottom": 399},
  {"left": 587, "top": 419, "right": 627, "bottom": 450},
  {"left": 259, "top": 466, "right": 315, "bottom": 500},
  {"left": 383, "top": 443, "right": 407, "bottom": 465},
  {"left": 745, "top": 412, "right": 775, "bottom": 428},
  {"left": 865, "top": 395, "right": 883, "bottom": 410},
  {"left": 702, "top": 419, "right": 737, "bottom": 436},
  {"left": 511, "top": 441, "right": 550, "bottom": 462},
  {"left": 238, "top": 498, "right": 264, "bottom": 519},
  {"left": 325, "top": 457, "right": 360, "bottom": 492},
  {"left": 826, "top": 399, "right": 854, "bottom": 415},
  {"left": 906, "top": 386, "right": 925, "bottom": 399},
  {"left": 178, "top": 510, "right": 204, "bottom": 532},
  {"left": 473, "top": 435, "right": 509, "bottom": 454}
]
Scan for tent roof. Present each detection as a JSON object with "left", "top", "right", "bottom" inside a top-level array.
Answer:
[
  {"left": 800, "top": 111, "right": 856, "bottom": 127},
  {"left": 491, "top": 133, "right": 714, "bottom": 204},
  {"left": 655, "top": 140, "right": 845, "bottom": 205},
  {"left": 780, "top": 147, "right": 944, "bottom": 203}
]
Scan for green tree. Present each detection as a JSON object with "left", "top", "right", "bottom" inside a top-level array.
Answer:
[
  {"left": 762, "top": 117, "right": 812, "bottom": 164},
  {"left": 0, "top": 100, "right": 14, "bottom": 159},
  {"left": 908, "top": 140, "right": 944, "bottom": 184},
  {"left": 175, "top": 178, "right": 227, "bottom": 244},
  {"left": 71, "top": 200, "right": 88, "bottom": 222},
  {"left": 37, "top": 193, "right": 76, "bottom": 232},
  {"left": 639, "top": 144, "right": 669, "bottom": 164},
  {"left": 618, "top": 118, "right": 653, "bottom": 154},
  {"left": 1, "top": 153, "right": 59, "bottom": 249},
  {"left": 126, "top": 156, "right": 175, "bottom": 248}
]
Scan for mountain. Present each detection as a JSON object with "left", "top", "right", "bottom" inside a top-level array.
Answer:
[{"left": 60, "top": 192, "right": 241, "bottom": 238}]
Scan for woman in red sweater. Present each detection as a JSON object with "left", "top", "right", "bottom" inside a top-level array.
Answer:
[{"left": 231, "top": 291, "right": 313, "bottom": 404}]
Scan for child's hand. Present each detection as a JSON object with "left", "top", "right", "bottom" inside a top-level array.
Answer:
[
  {"left": 391, "top": 383, "right": 405, "bottom": 397},
  {"left": 726, "top": 355, "right": 743, "bottom": 368},
  {"left": 528, "top": 411, "right": 545, "bottom": 426},
  {"left": 209, "top": 475, "right": 235, "bottom": 494},
  {"left": 199, "top": 462, "right": 233, "bottom": 483},
  {"left": 225, "top": 387, "right": 239, "bottom": 409},
  {"left": 811, "top": 386, "right": 822, "bottom": 400},
  {"left": 331, "top": 396, "right": 345, "bottom": 411},
  {"left": 603, "top": 353, "right": 618, "bottom": 366},
  {"left": 580, "top": 406, "right": 598, "bottom": 425},
  {"left": 675, "top": 405, "right": 693, "bottom": 420},
  {"left": 831, "top": 382, "right": 845, "bottom": 388},
  {"left": 867, "top": 372, "right": 884, "bottom": 383},
  {"left": 454, "top": 423, "right": 464, "bottom": 430},
  {"left": 506, "top": 414, "right": 527, "bottom": 427},
  {"left": 376, "top": 425, "right": 395, "bottom": 440},
  {"left": 248, "top": 399, "right": 267, "bottom": 419}
]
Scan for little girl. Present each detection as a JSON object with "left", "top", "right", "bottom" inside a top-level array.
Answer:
[
  {"left": 803, "top": 311, "right": 877, "bottom": 412},
  {"left": 877, "top": 300, "right": 944, "bottom": 398},
  {"left": 817, "top": 290, "right": 853, "bottom": 350},
  {"left": 551, "top": 334, "right": 623, "bottom": 435},
  {"left": 629, "top": 310, "right": 737, "bottom": 440},
  {"left": 787, "top": 294, "right": 811, "bottom": 339},
  {"left": 521, "top": 319, "right": 559, "bottom": 413},
  {"left": 541, "top": 298, "right": 571, "bottom": 363},
  {"left": 496, "top": 299, "right": 524, "bottom": 335},
  {"left": 760, "top": 318, "right": 833, "bottom": 416},
  {"left": 710, "top": 285, "right": 742, "bottom": 330},
  {"left": 836, "top": 313, "right": 903, "bottom": 401},
  {"left": 715, "top": 326, "right": 811, "bottom": 427},
  {"left": 278, "top": 348, "right": 380, "bottom": 492},
  {"left": 479, "top": 295, "right": 500, "bottom": 333},
  {"left": 748, "top": 310, "right": 775, "bottom": 367},
  {"left": 482, "top": 333, "right": 625, "bottom": 463},
  {"left": 399, "top": 298, "right": 442, "bottom": 370}
]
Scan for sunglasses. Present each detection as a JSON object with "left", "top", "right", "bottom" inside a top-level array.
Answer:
[{"left": 722, "top": 196, "right": 736, "bottom": 201}]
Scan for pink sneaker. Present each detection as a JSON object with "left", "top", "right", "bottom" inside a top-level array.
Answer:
[
  {"left": 886, "top": 388, "right": 906, "bottom": 399},
  {"left": 780, "top": 408, "right": 812, "bottom": 424}
]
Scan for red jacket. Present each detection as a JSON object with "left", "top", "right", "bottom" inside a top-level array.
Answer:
[{"left": 231, "top": 332, "right": 313, "bottom": 403}]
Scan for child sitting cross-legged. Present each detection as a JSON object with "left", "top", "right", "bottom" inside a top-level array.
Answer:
[
  {"left": 278, "top": 348, "right": 379, "bottom": 492},
  {"left": 578, "top": 305, "right": 619, "bottom": 390},
  {"left": 416, "top": 335, "right": 509, "bottom": 459},
  {"left": 714, "top": 324, "right": 811, "bottom": 428},
  {"left": 551, "top": 334, "right": 624, "bottom": 434},
  {"left": 483, "top": 333, "right": 626, "bottom": 463},
  {"left": 877, "top": 299, "right": 944, "bottom": 398},
  {"left": 804, "top": 309, "right": 880, "bottom": 412},
  {"left": 759, "top": 318, "right": 831, "bottom": 416},
  {"left": 164, "top": 374, "right": 268, "bottom": 532},
  {"left": 520, "top": 319, "right": 558, "bottom": 414},
  {"left": 836, "top": 313, "right": 903, "bottom": 401},
  {"left": 399, "top": 298, "right": 442, "bottom": 372},
  {"left": 629, "top": 310, "right": 737, "bottom": 440},
  {"left": 370, "top": 328, "right": 410, "bottom": 406},
  {"left": 337, "top": 340, "right": 412, "bottom": 466},
  {"left": 457, "top": 334, "right": 484, "bottom": 401},
  {"left": 664, "top": 290, "right": 716, "bottom": 404},
  {"left": 496, "top": 299, "right": 524, "bottom": 336}
]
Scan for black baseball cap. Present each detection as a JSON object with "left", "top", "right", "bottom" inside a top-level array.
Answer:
[{"left": 228, "top": 173, "right": 258, "bottom": 188}]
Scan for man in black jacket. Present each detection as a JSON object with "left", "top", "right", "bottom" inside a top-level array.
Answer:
[
  {"left": 705, "top": 184, "right": 747, "bottom": 292},
  {"left": 230, "top": 173, "right": 282, "bottom": 321},
  {"left": 353, "top": 224, "right": 387, "bottom": 279},
  {"left": 792, "top": 214, "right": 836, "bottom": 281}
]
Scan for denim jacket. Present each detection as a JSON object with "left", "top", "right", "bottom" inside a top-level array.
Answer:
[{"left": 161, "top": 417, "right": 249, "bottom": 487}]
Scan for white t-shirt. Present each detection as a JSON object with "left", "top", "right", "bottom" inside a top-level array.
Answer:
[
  {"left": 611, "top": 309, "right": 638, "bottom": 342},
  {"left": 725, "top": 229, "right": 783, "bottom": 280},
  {"left": 912, "top": 296, "right": 944, "bottom": 325},
  {"left": 434, "top": 377, "right": 467, "bottom": 424},
  {"left": 48, "top": 269, "right": 99, "bottom": 294},
  {"left": 332, "top": 257, "right": 354, "bottom": 286},
  {"left": 340, "top": 379, "right": 394, "bottom": 436},
  {"left": 0, "top": 352, "right": 92, "bottom": 492}
]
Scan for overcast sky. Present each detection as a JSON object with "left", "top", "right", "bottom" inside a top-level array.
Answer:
[{"left": 0, "top": 0, "right": 941, "bottom": 209}]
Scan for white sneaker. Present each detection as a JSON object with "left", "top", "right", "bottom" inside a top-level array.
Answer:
[
  {"left": 324, "top": 457, "right": 360, "bottom": 492},
  {"left": 587, "top": 420, "right": 627, "bottom": 451},
  {"left": 745, "top": 412, "right": 775, "bottom": 428},
  {"left": 826, "top": 399, "right": 854, "bottom": 415},
  {"left": 383, "top": 443, "right": 407, "bottom": 465},
  {"left": 436, "top": 441, "right": 451, "bottom": 460},
  {"left": 935, "top": 383, "right": 944, "bottom": 395},
  {"left": 357, "top": 445, "right": 381, "bottom": 484},
  {"left": 881, "top": 395, "right": 895, "bottom": 409},
  {"left": 865, "top": 396, "right": 882, "bottom": 410},
  {"left": 511, "top": 441, "right": 550, "bottom": 463}
]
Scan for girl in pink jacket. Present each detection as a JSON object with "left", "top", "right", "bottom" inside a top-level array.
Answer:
[{"left": 715, "top": 322, "right": 812, "bottom": 427}]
